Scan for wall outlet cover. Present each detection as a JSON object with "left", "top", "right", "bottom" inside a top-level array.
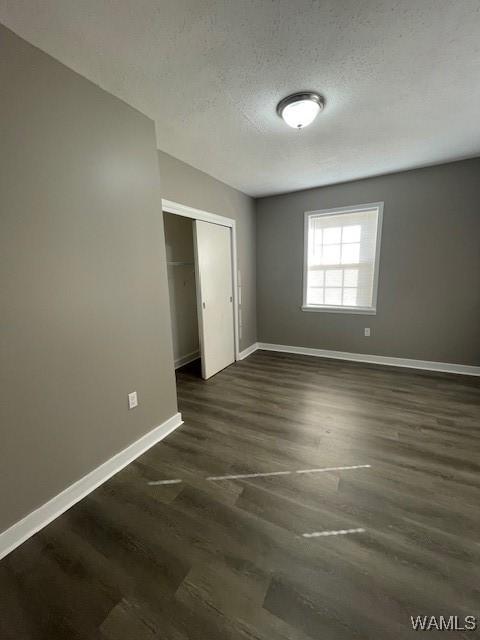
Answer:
[
  {"left": 364, "top": 328, "right": 371, "bottom": 337},
  {"left": 128, "top": 391, "right": 138, "bottom": 409}
]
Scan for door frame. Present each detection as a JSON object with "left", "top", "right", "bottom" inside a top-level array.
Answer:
[{"left": 162, "top": 199, "right": 240, "bottom": 361}]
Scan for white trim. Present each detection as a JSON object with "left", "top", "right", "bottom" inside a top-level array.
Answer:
[
  {"left": 257, "top": 343, "right": 480, "bottom": 376},
  {"left": 174, "top": 350, "right": 200, "bottom": 370},
  {"left": 302, "top": 202, "right": 384, "bottom": 315},
  {"left": 0, "top": 412, "right": 183, "bottom": 561},
  {"left": 231, "top": 224, "right": 240, "bottom": 361},
  {"left": 301, "top": 305, "right": 377, "bottom": 315},
  {"left": 162, "top": 199, "right": 239, "bottom": 361},
  {"left": 304, "top": 202, "right": 385, "bottom": 217},
  {"left": 162, "top": 199, "right": 234, "bottom": 228},
  {"left": 238, "top": 342, "right": 259, "bottom": 360}
]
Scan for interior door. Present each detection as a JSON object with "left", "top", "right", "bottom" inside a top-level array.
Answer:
[{"left": 194, "top": 220, "right": 235, "bottom": 379}]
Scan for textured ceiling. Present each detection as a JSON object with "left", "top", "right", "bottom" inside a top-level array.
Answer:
[{"left": 1, "top": 1, "right": 480, "bottom": 196}]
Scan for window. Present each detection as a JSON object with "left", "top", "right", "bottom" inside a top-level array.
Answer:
[{"left": 302, "top": 202, "right": 383, "bottom": 314}]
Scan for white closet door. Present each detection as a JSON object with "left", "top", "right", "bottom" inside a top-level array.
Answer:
[{"left": 194, "top": 220, "right": 235, "bottom": 379}]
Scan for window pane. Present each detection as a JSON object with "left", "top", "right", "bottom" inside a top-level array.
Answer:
[
  {"left": 309, "top": 249, "right": 322, "bottom": 266},
  {"left": 322, "top": 244, "right": 341, "bottom": 264},
  {"left": 341, "top": 243, "right": 360, "bottom": 264},
  {"left": 325, "top": 269, "right": 342, "bottom": 287},
  {"left": 344, "top": 268, "right": 358, "bottom": 287},
  {"left": 343, "top": 288, "right": 357, "bottom": 306},
  {"left": 307, "top": 288, "right": 324, "bottom": 305},
  {"left": 325, "top": 288, "right": 342, "bottom": 305},
  {"left": 305, "top": 206, "right": 380, "bottom": 311},
  {"left": 342, "top": 225, "right": 361, "bottom": 243},
  {"left": 323, "top": 227, "right": 341, "bottom": 244},
  {"left": 313, "top": 225, "right": 322, "bottom": 249},
  {"left": 308, "top": 270, "right": 324, "bottom": 287}
]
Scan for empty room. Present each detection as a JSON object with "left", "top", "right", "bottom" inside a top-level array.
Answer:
[{"left": 1, "top": 2, "right": 479, "bottom": 638}]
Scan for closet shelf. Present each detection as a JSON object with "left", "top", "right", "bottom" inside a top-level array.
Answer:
[{"left": 167, "top": 261, "right": 194, "bottom": 267}]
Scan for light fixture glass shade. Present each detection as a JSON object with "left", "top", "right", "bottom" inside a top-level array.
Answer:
[
  {"left": 277, "top": 92, "right": 324, "bottom": 129},
  {"left": 281, "top": 99, "right": 320, "bottom": 129}
]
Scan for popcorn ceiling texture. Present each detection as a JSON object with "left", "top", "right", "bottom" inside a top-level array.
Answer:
[{"left": 1, "top": 0, "right": 479, "bottom": 196}]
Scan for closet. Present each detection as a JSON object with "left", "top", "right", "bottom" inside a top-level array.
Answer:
[{"left": 163, "top": 211, "right": 236, "bottom": 380}]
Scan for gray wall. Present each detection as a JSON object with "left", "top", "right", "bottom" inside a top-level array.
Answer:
[
  {"left": 163, "top": 213, "right": 199, "bottom": 365},
  {"left": 256, "top": 159, "right": 480, "bottom": 366},
  {"left": 0, "top": 25, "right": 177, "bottom": 532},
  {"left": 158, "top": 151, "right": 257, "bottom": 351}
]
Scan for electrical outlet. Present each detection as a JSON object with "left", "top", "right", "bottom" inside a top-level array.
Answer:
[
  {"left": 128, "top": 391, "right": 138, "bottom": 409},
  {"left": 364, "top": 328, "right": 371, "bottom": 337}
]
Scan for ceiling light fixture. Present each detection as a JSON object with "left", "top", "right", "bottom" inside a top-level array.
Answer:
[{"left": 276, "top": 92, "right": 325, "bottom": 129}]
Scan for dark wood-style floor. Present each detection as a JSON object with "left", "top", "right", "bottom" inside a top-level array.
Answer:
[{"left": 1, "top": 350, "right": 480, "bottom": 639}]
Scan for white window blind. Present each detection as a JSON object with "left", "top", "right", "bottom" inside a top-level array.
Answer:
[{"left": 303, "top": 203, "right": 383, "bottom": 314}]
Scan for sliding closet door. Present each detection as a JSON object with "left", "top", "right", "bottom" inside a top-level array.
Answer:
[{"left": 194, "top": 220, "right": 235, "bottom": 379}]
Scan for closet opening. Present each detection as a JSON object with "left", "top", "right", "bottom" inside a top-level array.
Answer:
[
  {"left": 164, "top": 212, "right": 201, "bottom": 376},
  {"left": 162, "top": 200, "right": 239, "bottom": 383}
]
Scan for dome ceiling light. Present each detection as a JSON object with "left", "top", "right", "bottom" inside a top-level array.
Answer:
[{"left": 276, "top": 92, "right": 325, "bottom": 129}]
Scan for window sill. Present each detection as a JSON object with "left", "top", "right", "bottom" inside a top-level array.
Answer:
[{"left": 301, "top": 305, "right": 377, "bottom": 315}]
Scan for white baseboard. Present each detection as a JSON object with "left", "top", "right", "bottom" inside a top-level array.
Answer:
[
  {"left": 257, "top": 343, "right": 480, "bottom": 376},
  {"left": 174, "top": 351, "right": 200, "bottom": 369},
  {"left": 0, "top": 412, "right": 183, "bottom": 561},
  {"left": 238, "top": 342, "right": 259, "bottom": 360}
]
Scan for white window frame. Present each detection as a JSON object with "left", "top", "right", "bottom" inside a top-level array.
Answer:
[{"left": 302, "top": 202, "right": 384, "bottom": 315}]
